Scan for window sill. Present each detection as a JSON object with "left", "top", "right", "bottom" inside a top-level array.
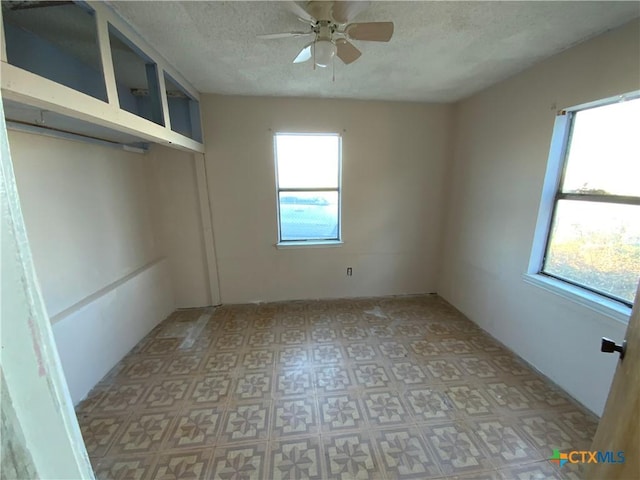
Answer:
[
  {"left": 522, "top": 273, "right": 631, "bottom": 325},
  {"left": 276, "top": 240, "right": 344, "bottom": 249}
]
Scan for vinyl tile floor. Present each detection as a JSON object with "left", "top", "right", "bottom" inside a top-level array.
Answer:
[{"left": 76, "top": 295, "right": 599, "bottom": 479}]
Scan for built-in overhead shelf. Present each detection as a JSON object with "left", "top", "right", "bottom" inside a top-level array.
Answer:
[{"left": 0, "top": 0, "right": 204, "bottom": 153}]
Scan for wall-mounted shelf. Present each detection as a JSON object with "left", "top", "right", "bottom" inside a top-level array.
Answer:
[{"left": 0, "top": 0, "right": 204, "bottom": 153}]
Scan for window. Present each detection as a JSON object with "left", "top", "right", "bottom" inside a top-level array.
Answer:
[
  {"left": 274, "top": 133, "right": 341, "bottom": 244},
  {"left": 531, "top": 93, "right": 640, "bottom": 308}
]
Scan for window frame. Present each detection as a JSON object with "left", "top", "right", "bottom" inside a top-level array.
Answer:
[
  {"left": 526, "top": 91, "right": 640, "bottom": 321},
  {"left": 273, "top": 132, "right": 343, "bottom": 246}
]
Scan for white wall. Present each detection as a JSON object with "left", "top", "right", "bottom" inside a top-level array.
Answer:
[
  {"left": 53, "top": 259, "right": 173, "bottom": 403},
  {"left": 9, "top": 130, "right": 175, "bottom": 403},
  {"left": 439, "top": 19, "right": 640, "bottom": 415},
  {"left": 202, "top": 95, "right": 453, "bottom": 303},
  {"left": 10, "top": 130, "right": 158, "bottom": 318},
  {"left": 144, "top": 145, "right": 219, "bottom": 307}
]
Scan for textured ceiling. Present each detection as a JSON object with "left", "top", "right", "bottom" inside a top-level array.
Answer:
[{"left": 109, "top": 1, "right": 639, "bottom": 102}]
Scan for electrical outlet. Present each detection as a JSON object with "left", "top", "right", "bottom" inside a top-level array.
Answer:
[{"left": 347, "top": 267, "right": 353, "bottom": 276}]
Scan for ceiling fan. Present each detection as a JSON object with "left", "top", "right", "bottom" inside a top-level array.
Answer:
[{"left": 257, "top": 1, "right": 394, "bottom": 68}]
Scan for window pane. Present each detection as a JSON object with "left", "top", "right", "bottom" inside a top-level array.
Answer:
[
  {"left": 544, "top": 199, "right": 640, "bottom": 304},
  {"left": 276, "top": 134, "right": 339, "bottom": 189},
  {"left": 279, "top": 191, "right": 339, "bottom": 241},
  {"left": 562, "top": 97, "right": 640, "bottom": 196}
]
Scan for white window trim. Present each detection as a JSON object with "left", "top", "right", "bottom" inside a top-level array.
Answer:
[
  {"left": 526, "top": 91, "right": 639, "bottom": 324},
  {"left": 522, "top": 273, "right": 631, "bottom": 325},
  {"left": 275, "top": 240, "right": 344, "bottom": 249},
  {"left": 274, "top": 132, "right": 343, "bottom": 246}
]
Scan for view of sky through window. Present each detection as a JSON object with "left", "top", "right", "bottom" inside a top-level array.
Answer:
[
  {"left": 275, "top": 134, "right": 341, "bottom": 242},
  {"left": 543, "top": 96, "right": 640, "bottom": 305}
]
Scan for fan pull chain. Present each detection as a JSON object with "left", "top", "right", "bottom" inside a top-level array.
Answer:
[{"left": 332, "top": 56, "right": 335, "bottom": 82}]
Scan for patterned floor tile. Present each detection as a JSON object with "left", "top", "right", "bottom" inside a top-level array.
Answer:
[
  {"left": 79, "top": 413, "right": 128, "bottom": 457},
  {"left": 190, "top": 373, "right": 232, "bottom": 405},
  {"left": 315, "top": 366, "right": 352, "bottom": 393},
  {"left": 499, "top": 460, "right": 563, "bottom": 479},
  {"left": 312, "top": 344, "right": 344, "bottom": 365},
  {"left": 209, "top": 443, "right": 267, "bottom": 480},
  {"left": 390, "top": 362, "right": 427, "bottom": 385},
  {"left": 280, "top": 328, "right": 307, "bottom": 345},
  {"left": 311, "top": 326, "right": 338, "bottom": 343},
  {"left": 241, "top": 349, "right": 274, "bottom": 370},
  {"left": 248, "top": 331, "right": 276, "bottom": 347},
  {"left": 213, "top": 333, "right": 245, "bottom": 350},
  {"left": 275, "top": 368, "right": 313, "bottom": 397},
  {"left": 373, "top": 427, "right": 441, "bottom": 478},
  {"left": 318, "top": 393, "right": 366, "bottom": 432},
  {"left": 518, "top": 414, "right": 575, "bottom": 455},
  {"left": 277, "top": 346, "right": 310, "bottom": 368},
  {"left": 234, "top": 371, "right": 272, "bottom": 400},
  {"left": 492, "top": 355, "right": 531, "bottom": 376},
  {"left": 485, "top": 382, "right": 533, "bottom": 411},
  {"left": 323, "top": 432, "right": 380, "bottom": 480},
  {"left": 218, "top": 401, "right": 271, "bottom": 444},
  {"left": 445, "top": 385, "right": 495, "bottom": 417},
  {"left": 362, "top": 391, "right": 412, "bottom": 426},
  {"left": 369, "top": 325, "right": 394, "bottom": 338},
  {"left": 164, "top": 406, "right": 223, "bottom": 450},
  {"left": 280, "top": 313, "right": 306, "bottom": 328},
  {"left": 439, "top": 338, "right": 474, "bottom": 355},
  {"left": 423, "top": 421, "right": 493, "bottom": 475},
  {"left": 93, "top": 454, "right": 155, "bottom": 480},
  {"left": 221, "top": 316, "right": 251, "bottom": 332},
  {"left": 141, "top": 378, "right": 193, "bottom": 410},
  {"left": 379, "top": 342, "right": 410, "bottom": 359},
  {"left": 97, "top": 382, "right": 149, "bottom": 413},
  {"left": 410, "top": 339, "right": 442, "bottom": 358},
  {"left": 468, "top": 418, "right": 542, "bottom": 467},
  {"left": 273, "top": 397, "right": 318, "bottom": 437},
  {"left": 556, "top": 409, "right": 598, "bottom": 446},
  {"left": 458, "top": 356, "right": 499, "bottom": 379},
  {"left": 345, "top": 343, "right": 378, "bottom": 361},
  {"left": 121, "top": 357, "right": 167, "bottom": 381},
  {"left": 340, "top": 326, "right": 368, "bottom": 341},
  {"left": 109, "top": 410, "right": 175, "bottom": 455},
  {"left": 164, "top": 355, "right": 202, "bottom": 377},
  {"left": 425, "top": 360, "right": 463, "bottom": 382},
  {"left": 270, "top": 436, "right": 323, "bottom": 480},
  {"left": 352, "top": 363, "right": 391, "bottom": 389},
  {"left": 404, "top": 387, "right": 452, "bottom": 423},
  {"left": 202, "top": 352, "right": 238, "bottom": 373},
  {"left": 521, "top": 378, "right": 572, "bottom": 409},
  {"left": 152, "top": 448, "right": 213, "bottom": 480},
  {"left": 77, "top": 297, "right": 602, "bottom": 480},
  {"left": 141, "top": 337, "right": 181, "bottom": 356}
]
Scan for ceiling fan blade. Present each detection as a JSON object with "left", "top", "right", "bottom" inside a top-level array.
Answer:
[
  {"left": 293, "top": 43, "right": 313, "bottom": 63},
  {"left": 331, "top": 1, "right": 371, "bottom": 24},
  {"left": 346, "top": 22, "right": 394, "bottom": 42},
  {"left": 257, "top": 31, "right": 313, "bottom": 39},
  {"left": 286, "top": 1, "right": 316, "bottom": 23},
  {"left": 336, "top": 39, "right": 361, "bottom": 64}
]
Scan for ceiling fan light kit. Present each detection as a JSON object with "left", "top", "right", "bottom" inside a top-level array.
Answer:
[
  {"left": 314, "top": 39, "right": 336, "bottom": 67},
  {"left": 257, "top": 1, "right": 394, "bottom": 70}
]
